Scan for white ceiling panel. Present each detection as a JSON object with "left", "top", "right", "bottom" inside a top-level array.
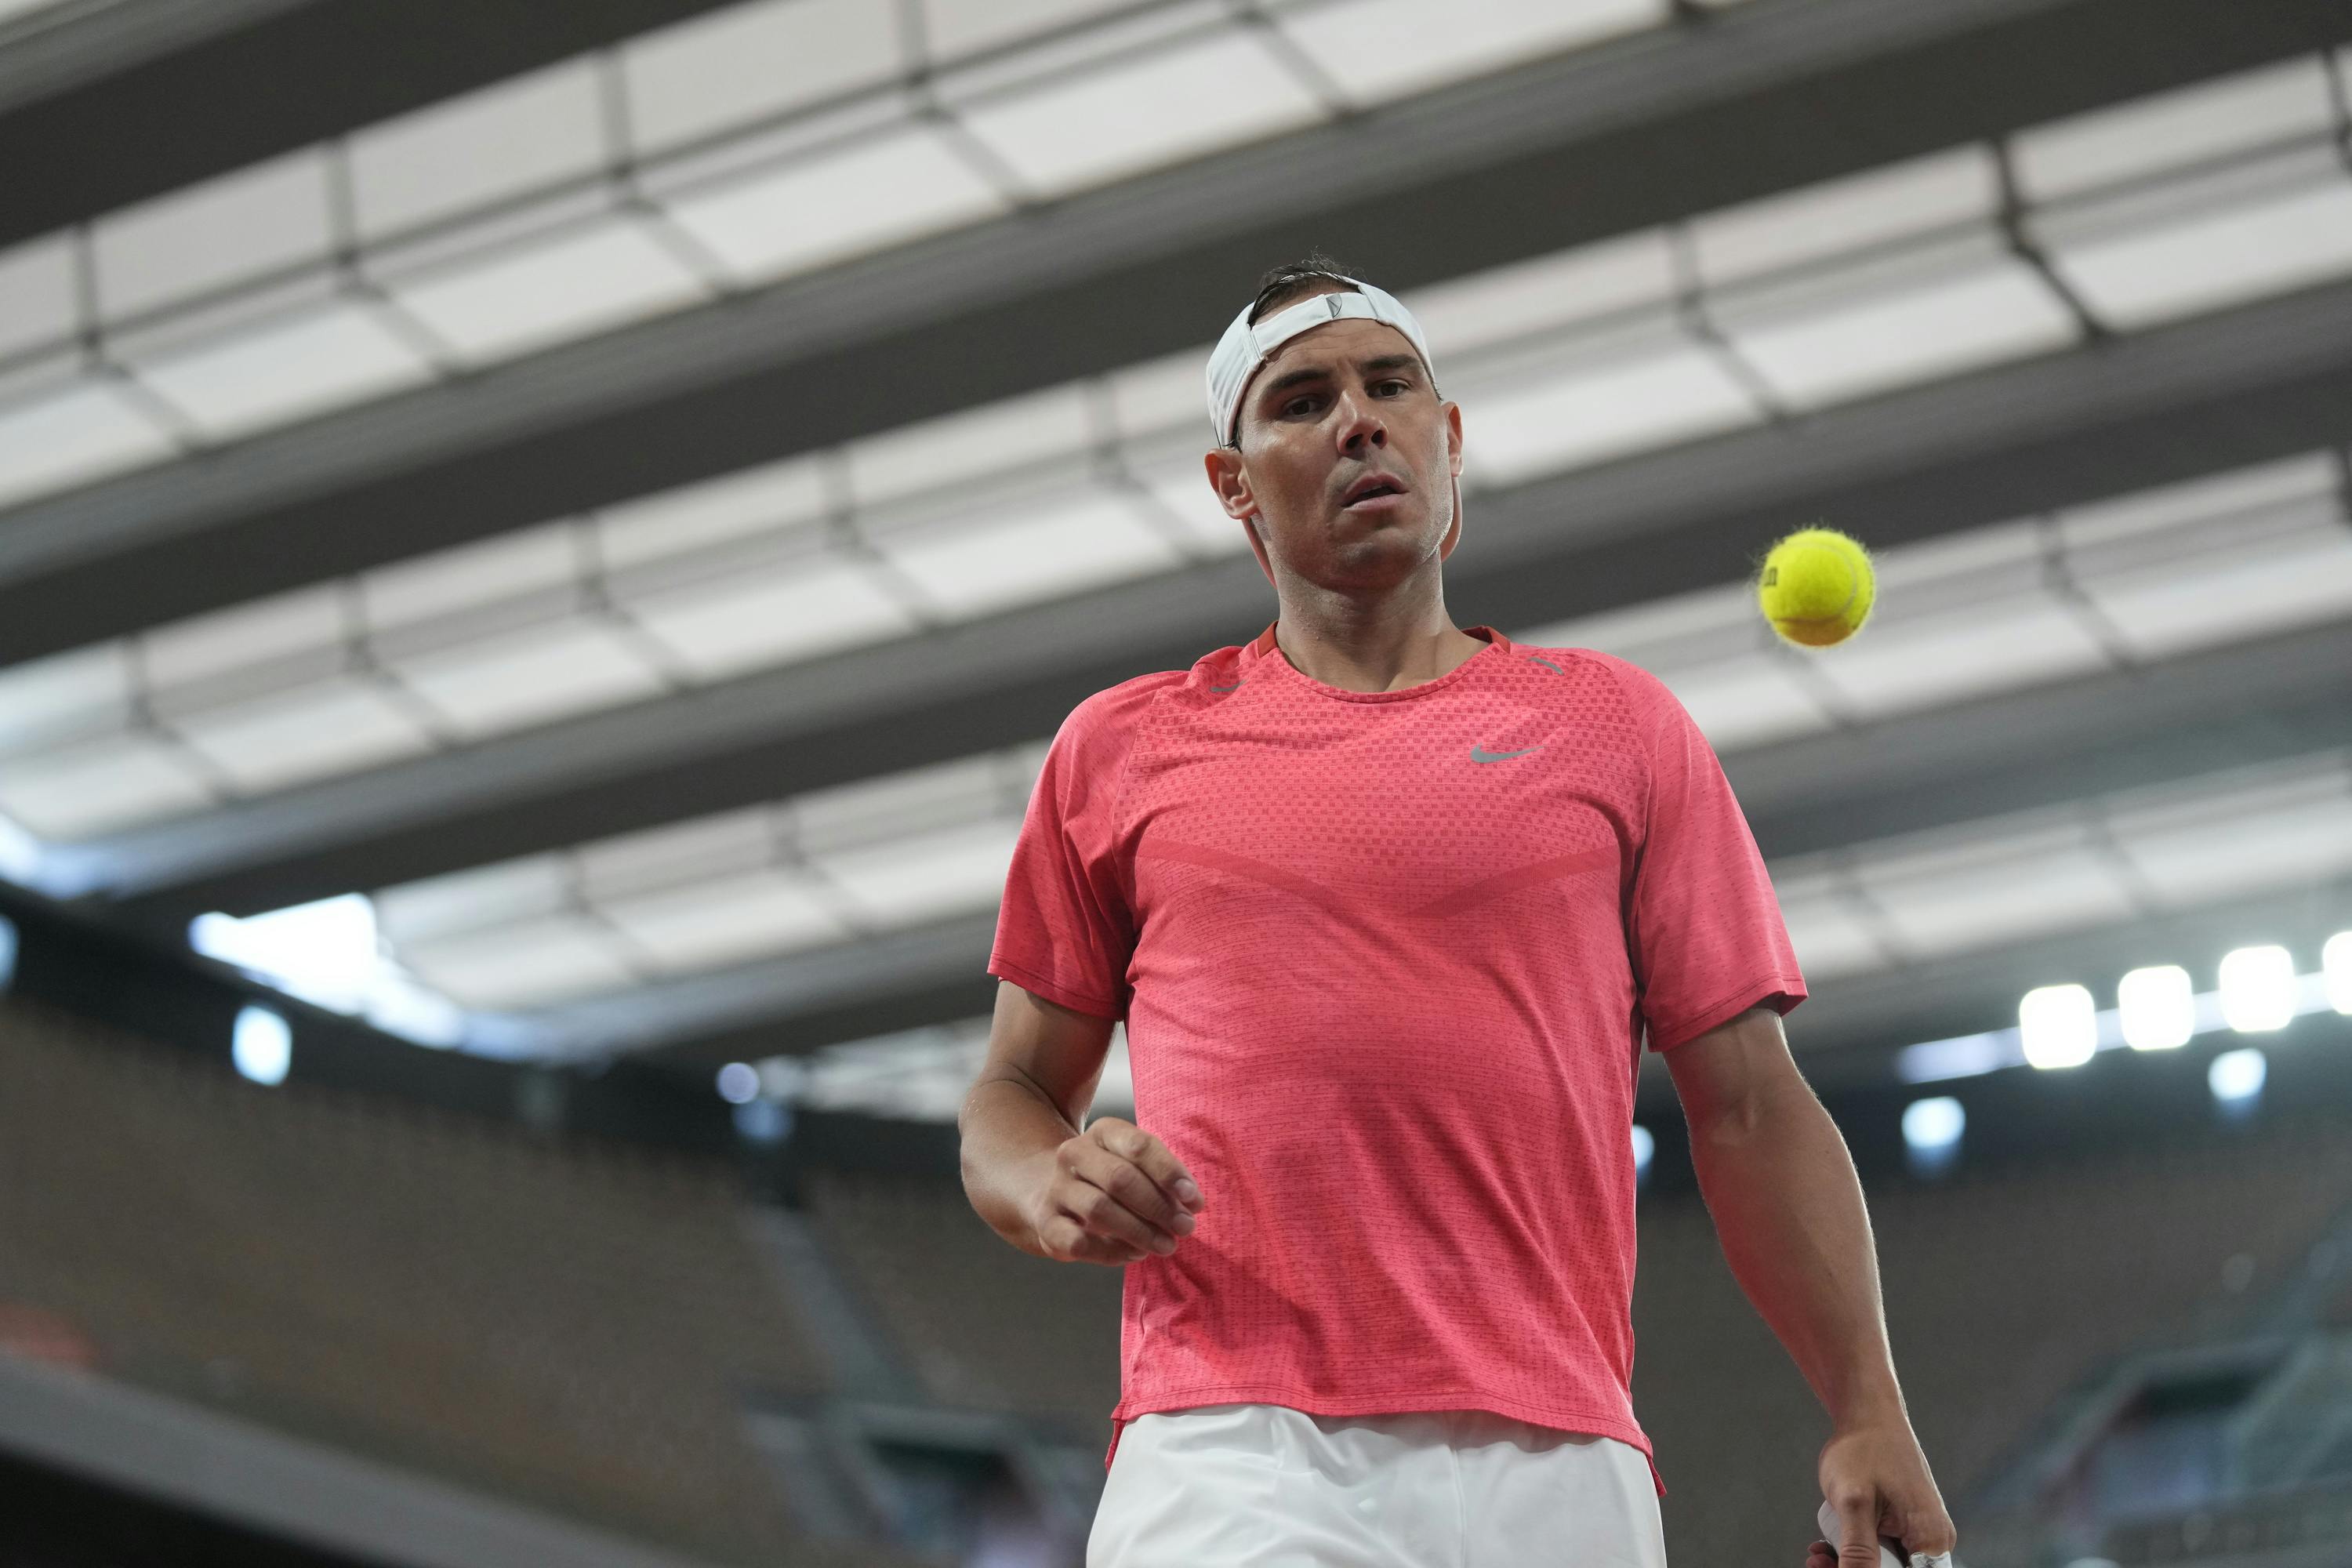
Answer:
[
  {"left": 93, "top": 149, "right": 332, "bottom": 320},
  {"left": 597, "top": 456, "right": 827, "bottom": 571},
  {"left": 1105, "top": 345, "right": 1211, "bottom": 439},
  {"left": 0, "top": 644, "right": 129, "bottom": 757},
  {"left": 599, "top": 869, "right": 849, "bottom": 971},
  {"left": 362, "top": 520, "right": 580, "bottom": 630},
  {"left": 2080, "top": 527, "right": 2352, "bottom": 663},
  {"left": 403, "top": 913, "right": 641, "bottom": 1010},
  {"left": 1692, "top": 147, "right": 2000, "bottom": 287},
  {"left": 1404, "top": 230, "right": 1675, "bottom": 361},
  {"left": 130, "top": 300, "right": 436, "bottom": 440},
  {"left": 385, "top": 216, "right": 711, "bottom": 365},
  {"left": 1776, "top": 882, "right": 1896, "bottom": 982},
  {"left": 0, "top": 234, "right": 74, "bottom": 358},
  {"left": 1653, "top": 658, "right": 1833, "bottom": 753},
  {"left": 877, "top": 488, "right": 1185, "bottom": 619},
  {"left": 575, "top": 808, "right": 775, "bottom": 902},
  {"left": 2015, "top": 56, "right": 2337, "bottom": 202},
  {"left": 374, "top": 855, "right": 570, "bottom": 945},
  {"left": 1809, "top": 590, "right": 2111, "bottom": 720},
  {"left": 169, "top": 678, "right": 437, "bottom": 795},
  {"left": 391, "top": 620, "right": 666, "bottom": 739},
  {"left": 1862, "top": 830, "right": 2139, "bottom": 960},
  {"left": 809, "top": 817, "right": 1022, "bottom": 927},
  {"left": 1274, "top": 0, "right": 1668, "bottom": 107},
  {"left": 661, "top": 124, "right": 1007, "bottom": 285},
  {"left": 622, "top": 0, "right": 904, "bottom": 154},
  {"left": 2037, "top": 155, "right": 2352, "bottom": 332},
  {"left": 1715, "top": 245, "right": 2078, "bottom": 411},
  {"left": 0, "top": 378, "right": 177, "bottom": 509},
  {"left": 958, "top": 25, "right": 1324, "bottom": 198},
  {"left": 2111, "top": 765, "right": 2352, "bottom": 910},
  {"left": 920, "top": 0, "right": 1131, "bottom": 61},
  {"left": 140, "top": 581, "right": 346, "bottom": 689},
  {"left": 1458, "top": 319, "right": 1761, "bottom": 487},
  {"left": 625, "top": 557, "right": 919, "bottom": 681},
  {"left": 849, "top": 381, "right": 1089, "bottom": 509},
  {"left": 2057, "top": 451, "right": 2337, "bottom": 547},
  {"left": 793, "top": 752, "right": 1007, "bottom": 852},
  {"left": 0, "top": 731, "right": 216, "bottom": 840},
  {"left": 350, "top": 60, "right": 608, "bottom": 240}
]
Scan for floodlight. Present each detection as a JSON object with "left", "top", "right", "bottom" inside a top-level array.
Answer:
[
  {"left": 2020, "top": 984, "right": 2097, "bottom": 1069},
  {"left": 2218, "top": 945, "right": 2297, "bottom": 1033},
  {"left": 2324, "top": 931, "right": 2351, "bottom": 1017},
  {"left": 2118, "top": 964, "right": 2194, "bottom": 1051},
  {"left": 233, "top": 1006, "right": 292, "bottom": 1087},
  {"left": 2208, "top": 1046, "right": 2267, "bottom": 1107}
]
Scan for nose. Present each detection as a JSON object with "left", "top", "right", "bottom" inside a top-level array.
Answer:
[{"left": 1335, "top": 390, "right": 1388, "bottom": 452}]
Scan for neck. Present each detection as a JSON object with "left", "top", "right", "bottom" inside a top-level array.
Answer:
[{"left": 1268, "top": 576, "right": 1485, "bottom": 693}]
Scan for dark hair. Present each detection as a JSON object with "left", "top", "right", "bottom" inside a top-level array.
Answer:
[{"left": 1246, "top": 252, "right": 1363, "bottom": 324}]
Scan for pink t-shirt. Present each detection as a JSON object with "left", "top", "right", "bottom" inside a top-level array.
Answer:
[{"left": 987, "top": 622, "right": 1806, "bottom": 1497}]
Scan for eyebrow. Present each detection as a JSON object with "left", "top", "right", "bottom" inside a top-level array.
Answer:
[{"left": 1258, "top": 352, "right": 1425, "bottom": 404}]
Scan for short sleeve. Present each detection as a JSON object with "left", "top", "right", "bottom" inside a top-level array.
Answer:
[
  {"left": 1612, "top": 659, "right": 1808, "bottom": 1053},
  {"left": 987, "top": 684, "right": 1152, "bottom": 1021}
]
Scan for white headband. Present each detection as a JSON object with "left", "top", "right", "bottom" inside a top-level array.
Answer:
[{"left": 1206, "top": 277, "right": 1436, "bottom": 445}]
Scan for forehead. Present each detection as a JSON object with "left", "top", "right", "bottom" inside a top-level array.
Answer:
[{"left": 1252, "top": 315, "right": 1425, "bottom": 388}]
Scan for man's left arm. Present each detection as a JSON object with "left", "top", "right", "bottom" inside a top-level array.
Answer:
[{"left": 1663, "top": 1004, "right": 1959, "bottom": 1567}]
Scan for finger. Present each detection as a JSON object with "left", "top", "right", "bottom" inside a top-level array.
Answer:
[
  {"left": 1037, "top": 1212, "right": 1149, "bottom": 1266},
  {"left": 1069, "top": 1136, "right": 1190, "bottom": 1240},
  {"left": 1832, "top": 1492, "right": 1882, "bottom": 1566},
  {"left": 1900, "top": 1513, "right": 1958, "bottom": 1562},
  {"left": 1064, "top": 1170, "right": 1176, "bottom": 1255},
  {"left": 1089, "top": 1121, "right": 1203, "bottom": 1220}
]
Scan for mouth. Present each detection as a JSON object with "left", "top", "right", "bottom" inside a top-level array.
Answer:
[{"left": 1339, "top": 474, "right": 1409, "bottom": 510}]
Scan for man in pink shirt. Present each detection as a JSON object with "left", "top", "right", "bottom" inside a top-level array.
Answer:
[{"left": 959, "top": 257, "right": 1958, "bottom": 1568}]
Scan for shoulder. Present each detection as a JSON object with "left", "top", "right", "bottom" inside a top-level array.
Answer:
[
  {"left": 1509, "top": 644, "right": 1686, "bottom": 726},
  {"left": 1052, "top": 667, "right": 1192, "bottom": 768}
]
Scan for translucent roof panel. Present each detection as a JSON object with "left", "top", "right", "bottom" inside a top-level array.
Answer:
[
  {"left": 348, "top": 60, "right": 609, "bottom": 240},
  {"left": 954, "top": 24, "right": 1327, "bottom": 198},
  {"left": 1272, "top": 0, "right": 1668, "bottom": 106},
  {"left": 620, "top": 0, "right": 905, "bottom": 154}
]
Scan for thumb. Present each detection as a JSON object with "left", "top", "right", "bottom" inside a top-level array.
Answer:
[{"left": 1832, "top": 1492, "right": 1884, "bottom": 1566}]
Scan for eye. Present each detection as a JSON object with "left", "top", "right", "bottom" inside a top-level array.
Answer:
[
  {"left": 1281, "top": 394, "right": 1323, "bottom": 418},
  {"left": 1373, "top": 379, "right": 1409, "bottom": 397}
]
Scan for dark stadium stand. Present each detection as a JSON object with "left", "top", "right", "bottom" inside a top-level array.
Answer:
[{"left": 0, "top": 996, "right": 855, "bottom": 1568}]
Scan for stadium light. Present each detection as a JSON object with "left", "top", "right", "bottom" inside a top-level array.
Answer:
[
  {"left": 716, "top": 1062, "right": 760, "bottom": 1105},
  {"left": 2020, "top": 984, "right": 2097, "bottom": 1069},
  {"left": 1902, "top": 1096, "right": 1965, "bottom": 1178},
  {"left": 2118, "top": 964, "right": 2195, "bottom": 1051},
  {"left": 2208, "top": 1047, "right": 2267, "bottom": 1116},
  {"left": 1630, "top": 1123, "right": 1655, "bottom": 1188},
  {"left": 2325, "top": 931, "right": 2352, "bottom": 1017},
  {"left": 2218, "top": 945, "right": 2297, "bottom": 1033},
  {"left": 232, "top": 1006, "right": 292, "bottom": 1087}
]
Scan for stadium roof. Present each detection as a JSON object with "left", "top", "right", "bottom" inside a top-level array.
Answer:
[{"left": 2, "top": 0, "right": 2350, "bottom": 1119}]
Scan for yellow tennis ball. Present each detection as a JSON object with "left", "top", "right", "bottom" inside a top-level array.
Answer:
[{"left": 1758, "top": 527, "right": 1875, "bottom": 648}]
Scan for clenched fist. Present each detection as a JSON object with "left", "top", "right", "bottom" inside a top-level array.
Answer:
[{"left": 1029, "top": 1116, "right": 1204, "bottom": 1266}]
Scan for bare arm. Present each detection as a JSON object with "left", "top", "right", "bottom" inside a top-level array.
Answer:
[
  {"left": 1665, "top": 1007, "right": 1958, "bottom": 1565},
  {"left": 957, "top": 980, "right": 1201, "bottom": 1265}
]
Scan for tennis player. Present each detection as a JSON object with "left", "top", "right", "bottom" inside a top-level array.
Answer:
[{"left": 959, "top": 259, "right": 1958, "bottom": 1568}]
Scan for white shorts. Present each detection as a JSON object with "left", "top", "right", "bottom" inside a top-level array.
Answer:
[{"left": 1087, "top": 1403, "right": 1670, "bottom": 1568}]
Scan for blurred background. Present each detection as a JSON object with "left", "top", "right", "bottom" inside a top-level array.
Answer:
[{"left": 0, "top": 0, "right": 2350, "bottom": 1563}]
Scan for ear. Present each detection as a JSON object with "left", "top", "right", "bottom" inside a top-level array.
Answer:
[
  {"left": 1436, "top": 402, "right": 1466, "bottom": 563},
  {"left": 1204, "top": 444, "right": 1256, "bottom": 523}
]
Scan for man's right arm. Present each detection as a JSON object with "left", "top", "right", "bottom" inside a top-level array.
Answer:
[{"left": 958, "top": 980, "right": 1202, "bottom": 1265}]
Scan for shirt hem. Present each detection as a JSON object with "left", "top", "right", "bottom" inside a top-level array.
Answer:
[
  {"left": 1648, "top": 972, "right": 1808, "bottom": 1054},
  {"left": 986, "top": 955, "right": 1123, "bottom": 1022},
  {"left": 1105, "top": 1384, "right": 1664, "bottom": 1497}
]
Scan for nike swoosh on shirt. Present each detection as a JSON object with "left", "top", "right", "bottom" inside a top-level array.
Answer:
[
  {"left": 1470, "top": 745, "right": 1543, "bottom": 763},
  {"left": 1209, "top": 681, "right": 1245, "bottom": 692}
]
